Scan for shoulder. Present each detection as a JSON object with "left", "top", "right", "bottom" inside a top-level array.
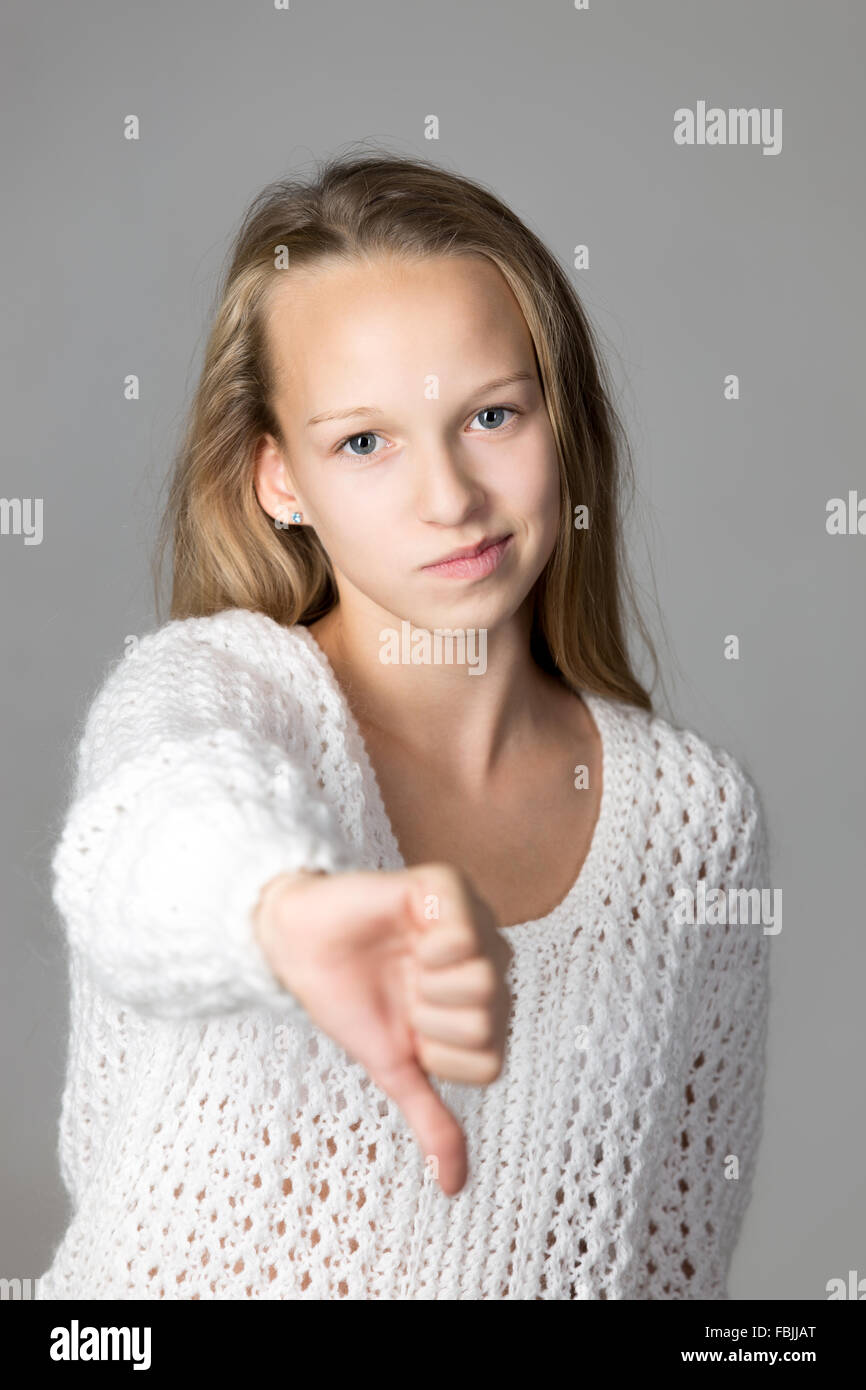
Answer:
[
  {"left": 116, "top": 606, "right": 310, "bottom": 673},
  {"left": 85, "top": 607, "right": 321, "bottom": 710},
  {"left": 590, "top": 690, "right": 770, "bottom": 879},
  {"left": 650, "top": 705, "right": 762, "bottom": 823},
  {"left": 69, "top": 608, "right": 331, "bottom": 790},
  {"left": 654, "top": 703, "right": 770, "bottom": 883}
]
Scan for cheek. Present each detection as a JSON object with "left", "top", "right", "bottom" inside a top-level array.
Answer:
[
  {"left": 302, "top": 467, "right": 376, "bottom": 536},
  {"left": 501, "top": 430, "right": 561, "bottom": 531},
  {"left": 305, "top": 479, "right": 402, "bottom": 577}
]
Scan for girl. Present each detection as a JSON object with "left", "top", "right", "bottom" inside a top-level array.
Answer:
[{"left": 39, "top": 151, "right": 772, "bottom": 1300}]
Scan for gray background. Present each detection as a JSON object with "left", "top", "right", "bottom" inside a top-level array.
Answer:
[{"left": 2, "top": 0, "right": 863, "bottom": 1299}]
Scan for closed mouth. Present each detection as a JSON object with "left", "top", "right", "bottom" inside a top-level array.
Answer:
[{"left": 422, "top": 532, "right": 512, "bottom": 569}]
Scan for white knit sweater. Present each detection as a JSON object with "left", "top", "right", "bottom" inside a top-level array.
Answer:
[{"left": 38, "top": 606, "right": 772, "bottom": 1300}]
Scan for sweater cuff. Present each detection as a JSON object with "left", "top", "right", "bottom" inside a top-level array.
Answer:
[{"left": 52, "top": 735, "right": 363, "bottom": 1021}]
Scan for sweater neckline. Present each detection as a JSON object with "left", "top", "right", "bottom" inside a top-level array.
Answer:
[{"left": 291, "top": 621, "right": 633, "bottom": 939}]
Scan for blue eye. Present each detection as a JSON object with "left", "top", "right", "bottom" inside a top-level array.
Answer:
[
  {"left": 333, "top": 405, "right": 520, "bottom": 462},
  {"left": 468, "top": 406, "right": 516, "bottom": 431},
  {"left": 336, "top": 431, "right": 386, "bottom": 460}
]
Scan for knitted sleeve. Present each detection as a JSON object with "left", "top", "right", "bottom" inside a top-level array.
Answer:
[
  {"left": 635, "top": 765, "right": 773, "bottom": 1299},
  {"left": 50, "top": 621, "right": 359, "bottom": 1021}
]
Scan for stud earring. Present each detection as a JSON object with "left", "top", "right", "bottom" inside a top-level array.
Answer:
[{"left": 291, "top": 511, "right": 303, "bottom": 524}]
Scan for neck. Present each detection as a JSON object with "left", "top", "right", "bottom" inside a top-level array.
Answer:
[{"left": 308, "top": 595, "right": 566, "bottom": 786}]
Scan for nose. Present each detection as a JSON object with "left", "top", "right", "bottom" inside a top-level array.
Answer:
[{"left": 412, "top": 439, "right": 487, "bottom": 527}]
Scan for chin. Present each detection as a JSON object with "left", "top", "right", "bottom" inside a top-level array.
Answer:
[{"left": 407, "top": 593, "right": 522, "bottom": 635}]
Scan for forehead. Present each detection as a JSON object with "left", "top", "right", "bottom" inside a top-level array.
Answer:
[{"left": 262, "top": 252, "right": 531, "bottom": 393}]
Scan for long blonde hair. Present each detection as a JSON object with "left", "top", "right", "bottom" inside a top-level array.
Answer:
[{"left": 154, "top": 148, "right": 658, "bottom": 710}]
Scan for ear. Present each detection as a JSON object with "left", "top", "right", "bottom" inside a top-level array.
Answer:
[{"left": 254, "top": 435, "right": 305, "bottom": 528}]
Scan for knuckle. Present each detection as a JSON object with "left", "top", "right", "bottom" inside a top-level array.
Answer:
[
  {"left": 473, "top": 1049, "right": 504, "bottom": 1084},
  {"left": 472, "top": 957, "right": 499, "bottom": 1001},
  {"left": 465, "top": 1008, "right": 495, "bottom": 1048}
]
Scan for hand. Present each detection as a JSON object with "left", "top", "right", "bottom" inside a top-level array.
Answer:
[{"left": 252, "top": 862, "right": 513, "bottom": 1195}]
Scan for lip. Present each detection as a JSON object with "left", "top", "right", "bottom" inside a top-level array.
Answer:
[{"left": 421, "top": 532, "right": 513, "bottom": 579}]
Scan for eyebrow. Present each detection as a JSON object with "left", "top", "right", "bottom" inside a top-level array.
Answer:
[{"left": 305, "top": 371, "right": 536, "bottom": 428}]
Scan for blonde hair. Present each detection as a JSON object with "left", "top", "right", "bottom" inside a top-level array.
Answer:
[{"left": 154, "top": 148, "right": 658, "bottom": 710}]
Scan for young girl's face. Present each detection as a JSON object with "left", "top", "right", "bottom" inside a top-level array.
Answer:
[{"left": 255, "top": 252, "right": 562, "bottom": 639}]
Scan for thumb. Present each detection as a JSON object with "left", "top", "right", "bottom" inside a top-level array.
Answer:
[{"left": 373, "top": 1055, "right": 468, "bottom": 1197}]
